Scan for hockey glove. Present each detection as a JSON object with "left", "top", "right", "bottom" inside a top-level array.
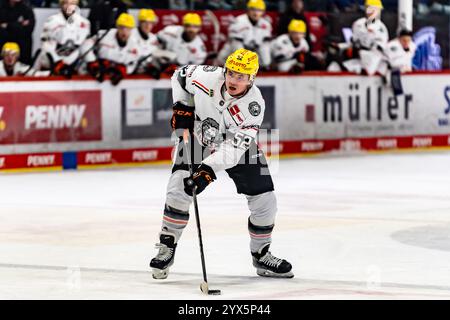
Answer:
[
  {"left": 108, "top": 63, "right": 127, "bottom": 86},
  {"left": 87, "top": 61, "right": 104, "bottom": 82},
  {"left": 183, "top": 164, "right": 217, "bottom": 196},
  {"left": 53, "top": 61, "right": 73, "bottom": 79},
  {"left": 171, "top": 102, "right": 195, "bottom": 131},
  {"left": 145, "top": 63, "right": 162, "bottom": 80}
]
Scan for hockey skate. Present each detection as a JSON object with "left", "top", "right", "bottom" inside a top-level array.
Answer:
[
  {"left": 252, "top": 244, "right": 294, "bottom": 278},
  {"left": 150, "top": 233, "right": 177, "bottom": 280}
]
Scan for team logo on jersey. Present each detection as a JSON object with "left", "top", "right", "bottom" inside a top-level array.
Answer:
[
  {"left": 228, "top": 105, "right": 245, "bottom": 125},
  {"left": 203, "top": 66, "right": 218, "bottom": 72},
  {"left": 197, "top": 117, "right": 220, "bottom": 146},
  {"left": 192, "top": 80, "right": 214, "bottom": 97},
  {"left": 248, "top": 101, "right": 261, "bottom": 116}
]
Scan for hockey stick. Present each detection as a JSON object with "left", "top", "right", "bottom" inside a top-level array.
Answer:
[
  {"left": 70, "top": 28, "right": 112, "bottom": 72},
  {"left": 183, "top": 130, "right": 221, "bottom": 296},
  {"left": 22, "top": 49, "right": 41, "bottom": 76},
  {"left": 205, "top": 10, "right": 220, "bottom": 57}
]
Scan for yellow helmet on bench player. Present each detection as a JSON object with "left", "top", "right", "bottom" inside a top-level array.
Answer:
[
  {"left": 1, "top": 42, "right": 20, "bottom": 56},
  {"left": 116, "top": 13, "right": 136, "bottom": 28},
  {"left": 288, "top": 19, "right": 307, "bottom": 34},
  {"left": 365, "top": 0, "right": 383, "bottom": 9}
]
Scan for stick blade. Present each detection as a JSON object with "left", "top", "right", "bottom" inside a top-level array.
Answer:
[{"left": 200, "top": 282, "right": 221, "bottom": 295}]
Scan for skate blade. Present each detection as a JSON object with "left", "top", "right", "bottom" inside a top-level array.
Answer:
[
  {"left": 256, "top": 268, "right": 294, "bottom": 279},
  {"left": 152, "top": 268, "right": 169, "bottom": 280}
]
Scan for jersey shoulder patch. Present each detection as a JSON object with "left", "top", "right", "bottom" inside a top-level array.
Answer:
[{"left": 248, "top": 101, "right": 262, "bottom": 116}]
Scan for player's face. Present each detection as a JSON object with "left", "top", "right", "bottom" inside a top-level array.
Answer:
[
  {"left": 183, "top": 24, "right": 201, "bottom": 40},
  {"left": 292, "top": 0, "right": 304, "bottom": 13},
  {"left": 247, "top": 9, "right": 264, "bottom": 22},
  {"left": 366, "top": 6, "right": 380, "bottom": 21},
  {"left": 61, "top": 0, "right": 78, "bottom": 16},
  {"left": 225, "top": 69, "right": 251, "bottom": 96},
  {"left": 117, "top": 27, "right": 132, "bottom": 42},
  {"left": 399, "top": 35, "right": 412, "bottom": 50},
  {"left": 289, "top": 31, "right": 305, "bottom": 46},
  {"left": 3, "top": 52, "right": 18, "bottom": 67},
  {"left": 140, "top": 21, "right": 155, "bottom": 34}
]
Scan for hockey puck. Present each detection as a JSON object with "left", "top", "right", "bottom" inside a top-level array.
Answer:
[{"left": 208, "top": 289, "right": 222, "bottom": 295}]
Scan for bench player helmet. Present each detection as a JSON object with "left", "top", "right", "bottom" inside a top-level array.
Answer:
[
  {"left": 182, "top": 13, "right": 202, "bottom": 26},
  {"left": 288, "top": 19, "right": 307, "bottom": 34},
  {"left": 247, "top": 0, "right": 266, "bottom": 11},
  {"left": 365, "top": 0, "right": 383, "bottom": 8},
  {"left": 116, "top": 13, "right": 136, "bottom": 28},
  {"left": 1, "top": 42, "right": 20, "bottom": 56},
  {"left": 138, "top": 9, "right": 158, "bottom": 23}
]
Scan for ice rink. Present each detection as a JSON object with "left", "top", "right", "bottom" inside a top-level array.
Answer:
[{"left": 1, "top": 151, "right": 450, "bottom": 299}]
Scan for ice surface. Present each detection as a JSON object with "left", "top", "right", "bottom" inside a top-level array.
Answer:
[{"left": 1, "top": 152, "right": 450, "bottom": 299}]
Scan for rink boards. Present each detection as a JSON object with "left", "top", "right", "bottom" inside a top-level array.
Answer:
[{"left": 0, "top": 72, "right": 450, "bottom": 172}]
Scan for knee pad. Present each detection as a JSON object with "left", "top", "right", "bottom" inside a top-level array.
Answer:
[
  {"left": 165, "top": 170, "right": 192, "bottom": 212},
  {"left": 247, "top": 191, "right": 277, "bottom": 227}
]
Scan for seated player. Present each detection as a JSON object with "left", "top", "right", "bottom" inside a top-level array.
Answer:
[
  {"left": 271, "top": 19, "right": 310, "bottom": 73},
  {"left": 81, "top": 13, "right": 140, "bottom": 85},
  {"left": 0, "top": 42, "right": 49, "bottom": 77}
]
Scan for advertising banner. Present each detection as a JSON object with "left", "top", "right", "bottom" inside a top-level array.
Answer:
[{"left": 0, "top": 90, "right": 102, "bottom": 144}]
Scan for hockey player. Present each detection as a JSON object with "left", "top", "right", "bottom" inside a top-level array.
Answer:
[
  {"left": 217, "top": 0, "right": 272, "bottom": 69},
  {"left": 150, "top": 48, "right": 294, "bottom": 279},
  {"left": 271, "top": 19, "right": 310, "bottom": 73},
  {"left": 81, "top": 13, "right": 140, "bottom": 85},
  {"left": 328, "top": 0, "right": 388, "bottom": 75},
  {"left": 37, "top": 0, "right": 90, "bottom": 77},
  {"left": 156, "top": 13, "right": 207, "bottom": 66},
  {"left": 132, "top": 9, "right": 159, "bottom": 74},
  {"left": 132, "top": 9, "right": 177, "bottom": 78},
  {"left": 0, "top": 42, "right": 49, "bottom": 76},
  {"left": 384, "top": 29, "right": 416, "bottom": 73}
]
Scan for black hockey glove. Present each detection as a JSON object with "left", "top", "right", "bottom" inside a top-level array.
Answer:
[
  {"left": 171, "top": 102, "right": 195, "bottom": 131},
  {"left": 53, "top": 61, "right": 73, "bottom": 79},
  {"left": 145, "top": 63, "right": 162, "bottom": 80},
  {"left": 87, "top": 61, "right": 104, "bottom": 82},
  {"left": 183, "top": 164, "right": 217, "bottom": 196},
  {"left": 108, "top": 63, "right": 127, "bottom": 86}
]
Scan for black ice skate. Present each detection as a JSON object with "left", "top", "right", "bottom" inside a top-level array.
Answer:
[
  {"left": 252, "top": 244, "right": 294, "bottom": 278},
  {"left": 150, "top": 233, "right": 177, "bottom": 280}
]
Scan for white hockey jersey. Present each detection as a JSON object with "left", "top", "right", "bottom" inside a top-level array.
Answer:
[
  {"left": 172, "top": 65, "right": 265, "bottom": 173},
  {"left": 271, "top": 34, "right": 310, "bottom": 72},
  {"left": 157, "top": 25, "right": 207, "bottom": 66},
  {"left": 132, "top": 28, "right": 159, "bottom": 61},
  {"left": 0, "top": 61, "right": 50, "bottom": 77},
  {"left": 352, "top": 17, "right": 388, "bottom": 50},
  {"left": 385, "top": 38, "right": 416, "bottom": 72},
  {"left": 39, "top": 12, "right": 91, "bottom": 67},
  {"left": 82, "top": 29, "right": 141, "bottom": 74},
  {"left": 218, "top": 14, "right": 272, "bottom": 68},
  {"left": 342, "top": 18, "right": 389, "bottom": 75}
]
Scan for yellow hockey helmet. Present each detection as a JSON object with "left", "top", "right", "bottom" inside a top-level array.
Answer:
[
  {"left": 116, "top": 13, "right": 136, "bottom": 28},
  {"left": 225, "top": 48, "right": 259, "bottom": 80},
  {"left": 288, "top": 19, "right": 307, "bottom": 33},
  {"left": 1, "top": 42, "right": 20, "bottom": 56},
  {"left": 182, "top": 13, "right": 202, "bottom": 26},
  {"left": 138, "top": 9, "right": 157, "bottom": 23},
  {"left": 365, "top": 0, "right": 383, "bottom": 9},
  {"left": 247, "top": 0, "right": 266, "bottom": 11}
]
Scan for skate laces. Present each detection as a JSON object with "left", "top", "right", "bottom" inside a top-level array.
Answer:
[
  {"left": 260, "top": 252, "right": 283, "bottom": 268},
  {"left": 154, "top": 243, "right": 174, "bottom": 262}
]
